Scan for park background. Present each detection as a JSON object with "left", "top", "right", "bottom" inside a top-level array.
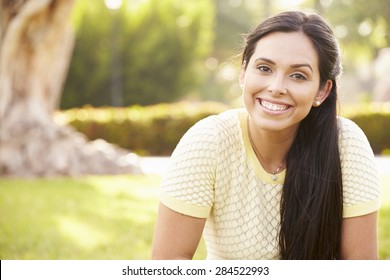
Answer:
[{"left": 0, "top": 0, "right": 389, "bottom": 259}]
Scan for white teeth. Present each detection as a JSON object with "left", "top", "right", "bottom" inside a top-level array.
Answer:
[{"left": 260, "top": 100, "right": 289, "bottom": 111}]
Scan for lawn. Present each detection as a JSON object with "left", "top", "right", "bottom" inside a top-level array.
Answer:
[
  {"left": 0, "top": 174, "right": 389, "bottom": 259},
  {"left": 0, "top": 175, "right": 162, "bottom": 259},
  {"left": 379, "top": 174, "right": 390, "bottom": 259}
]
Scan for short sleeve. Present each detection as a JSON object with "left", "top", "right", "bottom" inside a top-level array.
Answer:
[
  {"left": 159, "top": 116, "right": 218, "bottom": 218},
  {"left": 338, "top": 117, "right": 381, "bottom": 218}
]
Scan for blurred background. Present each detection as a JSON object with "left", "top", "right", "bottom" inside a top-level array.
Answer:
[
  {"left": 57, "top": 0, "right": 390, "bottom": 157},
  {"left": 0, "top": 0, "right": 389, "bottom": 260},
  {"left": 63, "top": 0, "right": 390, "bottom": 109}
]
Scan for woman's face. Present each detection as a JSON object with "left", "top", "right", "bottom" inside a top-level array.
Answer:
[{"left": 240, "top": 31, "right": 331, "bottom": 135}]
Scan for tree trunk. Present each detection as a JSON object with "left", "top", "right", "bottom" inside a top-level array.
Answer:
[{"left": 0, "top": 0, "right": 141, "bottom": 177}]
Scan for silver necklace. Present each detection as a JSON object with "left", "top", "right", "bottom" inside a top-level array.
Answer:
[{"left": 247, "top": 118, "right": 284, "bottom": 182}]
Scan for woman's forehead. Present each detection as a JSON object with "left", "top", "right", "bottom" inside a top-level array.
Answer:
[{"left": 250, "top": 31, "right": 319, "bottom": 68}]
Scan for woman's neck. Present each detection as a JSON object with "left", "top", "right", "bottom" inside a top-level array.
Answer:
[{"left": 247, "top": 117, "right": 297, "bottom": 173}]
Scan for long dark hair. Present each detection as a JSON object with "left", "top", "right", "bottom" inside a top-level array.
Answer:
[{"left": 241, "top": 11, "right": 343, "bottom": 259}]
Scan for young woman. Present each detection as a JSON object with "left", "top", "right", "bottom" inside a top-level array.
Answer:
[{"left": 152, "top": 11, "right": 381, "bottom": 260}]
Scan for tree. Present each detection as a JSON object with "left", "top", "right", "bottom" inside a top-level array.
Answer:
[
  {"left": 305, "top": 0, "right": 390, "bottom": 63},
  {"left": 305, "top": 0, "right": 390, "bottom": 101},
  {"left": 0, "top": 0, "right": 140, "bottom": 177},
  {"left": 199, "top": 0, "right": 271, "bottom": 102},
  {"left": 61, "top": 0, "right": 215, "bottom": 108}
]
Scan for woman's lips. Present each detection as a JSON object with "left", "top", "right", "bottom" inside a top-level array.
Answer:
[{"left": 258, "top": 98, "right": 291, "bottom": 112}]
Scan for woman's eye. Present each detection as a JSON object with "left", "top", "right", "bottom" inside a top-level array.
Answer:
[
  {"left": 257, "top": 66, "right": 272, "bottom": 73},
  {"left": 291, "top": 73, "right": 307, "bottom": 80}
]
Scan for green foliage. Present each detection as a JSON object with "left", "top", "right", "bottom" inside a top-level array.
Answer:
[
  {"left": 61, "top": 0, "right": 214, "bottom": 109},
  {"left": 350, "top": 113, "right": 390, "bottom": 155},
  {"left": 58, "top": 101, "right": 229, "bottom": 155},
  {"left": 61, "top": 0, "right": 390, "bottom": 109},
  {"left": 308, "top": 0, "right": 390, "bottom": 64},
  {"left": 341, "top": 103, "right": 390, "bottom": 155},
  {"left": 56, "top": 101, "right": 390, "bottom": 156}
]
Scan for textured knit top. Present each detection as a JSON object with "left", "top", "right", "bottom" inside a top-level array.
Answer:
[{"left": 159, "top": 108, "right": 381, "bottom": 260}]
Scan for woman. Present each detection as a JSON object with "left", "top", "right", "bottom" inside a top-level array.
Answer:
[{"left": 152, "top": 11, "right": 381, "bottom": 260}]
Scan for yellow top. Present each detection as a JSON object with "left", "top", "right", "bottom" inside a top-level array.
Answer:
[{"left": 160, "top": 108, "right": 381, "bottom": 259}]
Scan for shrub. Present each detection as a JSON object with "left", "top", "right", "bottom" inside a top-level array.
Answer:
[
  {"left": 349, "top": 113, "right": 390, "bottom": 155},
  {"left": 57, "top": 102, "right": 229, "bottom": 156},
  {"left": 57, "top": 102, "right": 390, "bottom": 156}
]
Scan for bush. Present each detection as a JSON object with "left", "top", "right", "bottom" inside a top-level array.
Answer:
[
  {"left": 341, "top": 102, "right": 390, "bottom": 155},
  {"left": 62, "top": 0, "right": 214, "bottom": 108},
  {"left": 57, "top": 102, "right": 229, "bottom": 156},
  {"left": 57, "top": 102, "right": 390, "bottom": 156},
  {"left": 349, "top": 113, "right": 390, "bottom": 155}
]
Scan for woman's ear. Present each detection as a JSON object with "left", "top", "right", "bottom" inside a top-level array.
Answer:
[{"left": 313, "top": 80, "right": 332, "bottom": 107}]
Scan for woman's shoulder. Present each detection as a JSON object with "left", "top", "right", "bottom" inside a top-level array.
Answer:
[
  {"left": 338, "top": 116, "right": 364, "bottom": 134},
  {"left": 337, "top": 116, "right": 376, "bottom": 163},
  {"left": 201, "top": 108, "right": 244, "bottom": 124},
  {"left": 337, "top": 116, "right": 371, "bottom": 150},
  {"left": 173, "top": 108, "right": 244, "bottom": 154},
  {"left": 187, "top": 108, "right": 244, "bottom": 136},
  {"left": 337, "top": 117, "right": 380, "bottom": 218}
]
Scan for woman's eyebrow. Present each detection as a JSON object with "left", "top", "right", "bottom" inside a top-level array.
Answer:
[
  {"left": 254, "top": 57, "right": 275, "bottom": 65},
  {"left": 291, "top": 63, "right": 313, "bottom": 72},
  {"left": 254, "top": 57, "right": 313, "bottom": 73}
]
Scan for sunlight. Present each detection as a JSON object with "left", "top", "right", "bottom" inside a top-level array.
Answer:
[
  {"left": 126, "top": 0, "right": 148, "bottom": 12},
  {"left": 84, "top": 175, "right": 161, "bottom": 199},
  {"left": 57, "top": 216, "right": 110, "bottom": 249},
  {"left": 104, "top": 0, "right": 122, "bottom": 10},
  {"left": 380, "top": 175, "right": 390, "bottom": 207},
  {"left": 278, "top": 0, "right": 304, "bottom": 8}
]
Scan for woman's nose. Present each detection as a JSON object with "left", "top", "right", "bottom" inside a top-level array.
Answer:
[{"left": 267, "top": 75, "right": 287, "bottom": 95}]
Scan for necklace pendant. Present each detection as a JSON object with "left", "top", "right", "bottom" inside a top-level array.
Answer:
[{"left": 271, "top": 172, "right": 277, "bottom": 181}]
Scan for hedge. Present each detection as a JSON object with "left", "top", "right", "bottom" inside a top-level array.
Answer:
[
  {"left": 56, "top": 102, "right": 229, "bottom": 156},
  {"left": 349, "top": 113, "right": 390, "bottom": 155},
  {"left": 56, "top": 102, "right": 390, "bottom": 156}
]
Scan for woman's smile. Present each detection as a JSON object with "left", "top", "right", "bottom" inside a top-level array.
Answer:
[{"left": 257, "top": 98, "right": 292, "bottom": 114}]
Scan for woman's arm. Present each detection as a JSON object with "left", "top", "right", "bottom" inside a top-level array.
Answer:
[
  {"left": 152, "top": 203, "right": 206, "bottom": 260},
  {"left": 340, "top": 211, "right": 378, "bottom": 259}
]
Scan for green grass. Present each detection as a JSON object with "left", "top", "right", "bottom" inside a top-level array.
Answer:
[
  {"left": 379, "top": 174, "right": 390, "bottom": 259},
  {"left": 0, "top": 174, "right": 389, "bottom": 259},
  {"left": 0, "top": 175, "right": 162, "bottom": 259}
]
